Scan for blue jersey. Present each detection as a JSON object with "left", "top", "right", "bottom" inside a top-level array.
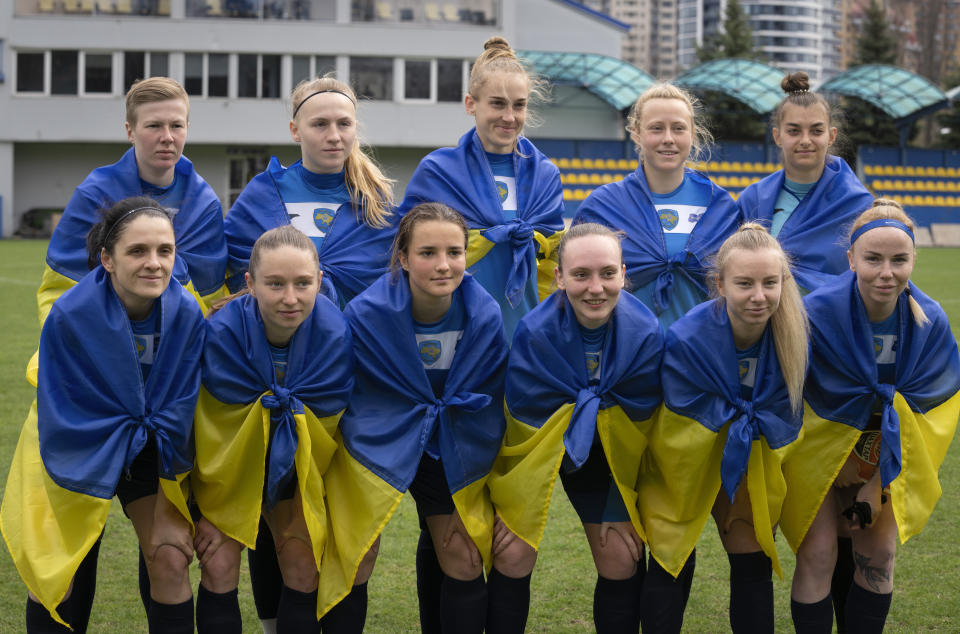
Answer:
[
  {"left": 268, "top": 343, "right": 289, "bottom": 386},
  {"left": 770, "top": 178, "right": 815, "bottom": 238},
  {"left": 486, "top": 151, "right": 518, "bottom": 222},
  {"left": 131, "top": 303, "right": 160, "bottom": 381},
  {"left": 871, "top": 306, "right": 899, "bottom": 387},
  {"left": 579, "top": 321, "right": 607, "bottom": 383},
  {"left": 141, "top": 173, "right": 188, "bottom": 219},
  {"left": 736, "top": 339, "right": 761, "bottom": 401},
  {"left": 276, "top": 165, "right": 352, "bottom": 253}
]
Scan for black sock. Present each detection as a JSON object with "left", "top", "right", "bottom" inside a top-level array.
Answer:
[
  {"left": 138, "top": 547, "right": 151, "bottom": 617},
  {"left": 196, "top": 585, "right": 241, "bottom": 633},
  {"left": 68, "top": 534, "right": 103, "bottom": 634},
  {"left": 26, "top": 596, "right": 73, "bottom": 633},
  {"left": 485, "top": 568, "right": 532, "bottom": 634},
  {"left": 728, "top": 551, "right": 774, "bottom": 634},
  {"left": 277, "top": 584, "right": 320, "bottom": 633},
  {"left": 148, "top": 597, "right": 194, "bottom": 634},
  {"left": 791, "top": 595, "right": 834, "bottom": 634},
  {"left": 440, "top": 574, "right": 486, "bottom": 634},
  {"left": 832, "top": 537, "right": 854, "bottom": 633},
  {"left": 844, "top": 583, "right": 892, "bottom": 634},
  {"left": 639, "top": 551, "right": 694, "bottom": 634},
  {"left": 321, "top": 582, "right": 367, "bottom": 633},
  {"left": 415, "top": 530, "right": 443, "bottom": 634},
  {"left": 593, "top": 566, "right": 644, "bottom": 634},
  {"left": 249, "top": 518, "right": 283, "bottom": 621}
]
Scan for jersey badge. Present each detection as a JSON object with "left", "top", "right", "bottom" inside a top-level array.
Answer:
[
  {"left": 419, "top": 340, "right": 442, "bottom": 366},
  {"left": 659, "top": 208, "right": 679, "bottom": 230},
  {"left": 496, "top": 180, "right": 508, "bottom": 203}
]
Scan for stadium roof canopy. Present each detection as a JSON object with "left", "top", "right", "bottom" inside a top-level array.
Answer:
[
  {"left": 518, "top": 50, "right": 655, "bottom": 111},
  {"left": 673, "top": 59, "right": 785, "bottom": 115},
  {"left": 819, "top": 64, "right": 949, "bottom": 123},
  {"left": 942, "top": 83, "right": 960, "bottom": 105}
]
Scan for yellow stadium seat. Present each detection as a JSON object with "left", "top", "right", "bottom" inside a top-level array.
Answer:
[
  {"left": 719, "top": 161, "right": 732, "bottom": 172},
  {"left": 589, "top": 173, "right": 602, "bottom": 185},
  {"left": 730, "top": 161, "right": 744, "bottom": 172},
  {"left": 936, "top": 181, "right": 948, "bottom": 192},
  {"left": 948, "top": 182, "right": 959, "bottom": 193},
  {"left": 946, "top": 167, "right": 959, "bottom": 178},
  {"left": 904, "top": 166, "right": 917, "bottom": 177},
  {"left": 935, "top": 167, "right": 948, "bottom": 177},
  {"left": 751, "top": 162, "right": 765, "bottom": 173},
  {"left": 935, "top": 195, "right": 947, "bottom": 206},
  {"left": 892, "top": 165, "right": 905, "bottom": 176},
  {"left": 559, "top": 173, "right": 570, "bottom": 184},
  {"left": 562, "top": 189, "right": 573, "bottom": 201},
  {"left": 880, "top": 165, "right": 894, "bottom": 176},
  {"left": 556, "top": 158, "right": 571, "bottom": 170},
  {"left": 763, "top": 162, "right": 778, "bottom": 173},
  {"left": 863, "top": 165, "right": 876, "bottom": 176},
  {"left": 730, "top": 191, "right": 739, "bottom": 201},
  {"left": 872, "top": 180, "right": 885, "bottom": 190},
  {"left": 569, "top": 158, "right": 582, "bottom": 170},
  {"left": 601, "top": 173, "right": 614, "bottom": 184},
  {"left": 714, "top": 175, "right": 729, "bottom": 188},
  {"left": 616, "top": 158, "right": 630, "bottom": 170},
  {"left": 582, "top": 158, "right": 596, "bottom": 170},
  {"left": 922, "top": 195, "right": 936, "bottom": 206}
]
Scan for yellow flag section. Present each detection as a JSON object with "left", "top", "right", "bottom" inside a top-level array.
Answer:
[
  {"left": 466, "top": 228, "right": 565, "bottom": 302},
  {"left": 637, "top": 404, "right": 791, "bottom": 578},
  {"left": 488, "top": 403, "right": 650, "bottom": 550},
  {"left": 193, "top": 388, "right": 340, "bottom": 613},
  {"left": 0, "top": 401, "right": 191, "bottom": 626},
  {"left": 782, "top": 391, "right": 960, "bottom": 552}
]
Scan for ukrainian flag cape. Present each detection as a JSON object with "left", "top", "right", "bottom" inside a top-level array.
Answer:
[
  {"left": 193, "top": 293, "right": 352, "bottom": 605},
  {"left": 781, "top": 272, "right": 960, "bottom": 551},
  {"left": 738, "top": 156, "right": 873, "bottom": 292},
  {"left": 39, "top": 148, "right": 227, "bottom": 323},
  {"left": 398, "top": 128, "right": 565, "bottom": 308},
  {"left": 318, "top": 272, "right": 507, "bottom": 616},
  {"left": 222, "top": 157, "right": 399, "bottom": 306},
  {"left": 1, "top": 267, "right": 203, "bottom": 625},
  {"left": 573, "top": 167, "right": 740, "bottom": 315},
  {"left": 638, "top": 300, "right": 801, "bottom": 577},
  {"left": 489, "top": 291, "right": 663, "bottom": 549}
]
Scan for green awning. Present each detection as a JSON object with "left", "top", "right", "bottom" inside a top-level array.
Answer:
[
  {"left": 518, "top": 50, "right": 655, "bottom": 111},
  {"left": 673, "top": 58, "right": 785, "bottom": 115}
]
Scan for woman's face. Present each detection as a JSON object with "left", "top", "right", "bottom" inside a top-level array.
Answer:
[
  {"left": 246, "top": 245, "right": 322, "bottom": 346},
  {"left": 399, "top": 220, "right": 467, "bottom": 307},
  {"left": 847, "top": 226, "right": 914, "bottom": 322},
  {"left": 290, "top": 91, "right": 357, "bottom": 174},
  {"left": 633, "top": 97, "right": 693, "bottom": 178},
  {"left": 465, "top": 71, "right": 529, "bottom": 154},
  {"left": 773, "top": 102, "right": 837, "bottom": 182},
  {"left": 717, "top": 247, "right": 783, "bottom": 346},
  {"left": 555, "top": 234, "right": 625, "bottom": 329},
  {"left": 100, "top": 214, "right": 176, "bottom": 320},
  {"left": 125, "top": 98, "right": 189, "bottom": 186}
]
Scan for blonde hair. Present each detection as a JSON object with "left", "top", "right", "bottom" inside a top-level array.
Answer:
[
  {"left": 848, "top": 198, "right": 928, "bottom": 326},
  {"left": 625, "top": 83, "right": 713, "bottom": 163},
  {"left": 468, "top": 36, "right": 549, "bottom": 131},
  {"left": 125, "top": 77, "right": 189, "bottom": 125},
  {"left": 291, "top": 76, "right": 395, "bottom": 229},
  {"left": 710, "top": 222, "right": 809, "bottom": 413},
  {"left": 557, "top": 222, "right": 624, "bottom": 272}
]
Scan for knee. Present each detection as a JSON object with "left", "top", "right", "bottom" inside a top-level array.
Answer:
[
  {"left": 493, "top": 539, "right": 537, "bottom": 578},
  {"left": 276, "top": 537, "right": 318, "bottom": 591},
  {"left": 149, "top": 543, "right": 191, "bottom": 587},
  {"left": 591, "top": 532, "right": 640, "bottom": 580},
  {"left": 200, "top": 544, "right": 242, "bottom": 593},
  {"left": 437, "top": 539, "right": 483, "bottom": 581},
  {"left": 796, "top": 533, "right": 838, "bottom": 581}
]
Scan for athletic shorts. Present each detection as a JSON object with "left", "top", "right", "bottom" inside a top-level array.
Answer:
[
  {"left": 262, "top": 420, "right": 298, "bottom": 503},
  {"left": 116, "top": 437, "right": 160, "bottom": 512},
  {"left": 409, "top": 453, "right": 456, "bottom": 526},
  {"left": 558, "top": 438, "right": 630, "bottom": 524}
]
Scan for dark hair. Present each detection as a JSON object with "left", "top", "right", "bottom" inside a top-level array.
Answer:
[
  {"left": 86, "top": 196, "right": 172, "bottom": 270},
  {"left": 772, "top": 72, "right": 836, "bottom": 130},
  {"left": 389, "top": 203, "right": 469, "bottom": 277},
  {"left": 557, "top": 222, "right": 624, "bottom": 272}
]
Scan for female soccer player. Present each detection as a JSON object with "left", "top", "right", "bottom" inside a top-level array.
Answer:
[
  {"left": 2, "top": 197, "right": 205, "bottom": 633},
  {"left": 191, "top": 225, "right": 358, "bottom": 634},
  {"left": 573, "top": 82, "right": 741, "bottom": 329},
  {"left": 224, "top": 76, "right": 396, "bottom": 308},
  {"left": 784, "top": 200, "right": 960, "bottom": 633},
  {"left": 488, "top": 222, "right": 663, "bottom": 633},
  {"left": 737, "top": 72, "right": 873, "bottom": 293},
  {"left": 398, "top": 36, "right": 565, "bottom": 340},
  {"left": 638, "top": 223, "right": 809, "bottom": 633},
  {"left": 318, "top": 203, "right": 508, "bottom": 634},
  {"left": 38, "top": 77, "right": 226, "bottom": 322}
]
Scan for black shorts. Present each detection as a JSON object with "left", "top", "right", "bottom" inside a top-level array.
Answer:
[
  {"left": 116, "top": 438, "right": 160, "bottom": 513},
  {"left": 558, "top": 438, "right": 630, "bottom": 524},
  {"left": 408, "top": 453, "right": 456, "bottom": 528},
  {"left": 262, "top": 419, "right": 298, "bottom": 504}
]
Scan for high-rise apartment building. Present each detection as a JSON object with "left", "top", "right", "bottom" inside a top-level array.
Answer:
[{"left": 581, "top": 0, "right": 678, "bottom": 77}]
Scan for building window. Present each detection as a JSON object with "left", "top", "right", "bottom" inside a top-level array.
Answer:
[
  {"left": 350, "top": 56, "right": 393, "bottom": 100},
  {"left": 17, "top": 51, "right": 45, "bottom": 92},
  {"left": 404, "top": 60, "right": 431, "bottom": 100},
  {"left": 185, "top": 53, "right": 204, "bottom": 96},
  {"left": 83, "top": 53, "right": 112, "bottom": 93},
  {"left": 291, "top": 55, "right": 336, "bottom": 89},
  {"left": 51, "top": 50, "right": 78, "bottom": 95},
  {"left": 437, "top": 58, "right": 463, "bottom": 102},
  {"left": 228, "top": 152, "right": 270, "bottom": 206},
  {"left": 239, "top": 54, "right": 282, "bottom": 98},
  {"left": 208, "top": 53, "right": 229, "bottom": 97}
]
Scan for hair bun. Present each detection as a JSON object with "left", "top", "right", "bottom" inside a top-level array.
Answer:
[
  {"left": 781, "top": 72, "right": 810, "bottom": 94},
  {"left": 484, "top": 36, "right": 512, "bottom": 52}
]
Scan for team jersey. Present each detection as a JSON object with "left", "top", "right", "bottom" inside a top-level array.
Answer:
[
  {"left": 486, "top": 151, "right": 518, "bottom": 221},
  {"left": 871, "top": 306, "right": 899, "bottom": 387},
  {"left": 141, "top": 173, "right": 188, "bottom": 220},
  {"left": 736, "top": 339, "right": 760, "bottom": 401},
  {"left": 130, "top": 304, "right": 161, "bottom": 381},
  {"left": 276, "top": 165, "right": 352, "bottom": 253},
  {"left": 268, "top": 343, "right": 289, "bottom": 386},
  {"left": 579, "top": 321, "right": 607, "bottom": 383},
  {"left": 770, "top": 178, "right": 815, "bottom": 238}
]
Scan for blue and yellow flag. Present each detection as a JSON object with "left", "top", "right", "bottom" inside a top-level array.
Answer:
[
  {"left": 489, "top": 291, "right": 662, "bottom": 549},
  {"left": 318, "top": 272, "right": 507, "bottom": 615},
  {"left": 223, "top": 157, "right": 399, "bottom": 306},
  {"left": 193, "top": 293, "right": 352, "bottom": 617},
  {"left": 398, "top": 129, "right": 565, "bottom": 313},
  {"left": 638, "top": 300, "right": 801, "bottom": 578},
  {"left": 39, "top": 148, "right": 226, "bottom": 323},
  {"left": 781, "top": 272, "right": 960, "bottom": 551},
  {"left": 573, "top": 167, "right": 740, "bottom": 316},
  {"left": 1, "top": 268, "right": 203, "bottom": 625},
  {"left": 738, "top": 156, "right": 874, "bottom": 292}
]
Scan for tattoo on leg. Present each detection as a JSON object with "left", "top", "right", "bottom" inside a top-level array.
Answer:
[{"left": 853, "top": 550, "right": 890, "bottom": 593}]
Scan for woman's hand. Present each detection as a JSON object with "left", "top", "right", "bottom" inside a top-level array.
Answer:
[
  {"left": 492, "top": 515, "right": 517, "bottom": 557},
  {"left": 599, "top": 522, "right": 643, "bottom": 563},
  {"left": 194, "top": 517, "right": 228, "bottom": 567}
]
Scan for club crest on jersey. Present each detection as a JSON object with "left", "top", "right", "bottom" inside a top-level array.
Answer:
[
  {"left": 873, "top": 336, "right": 883, "bottom": 357},
  {"left": 135, "top": 336, "right": 147, "bottom": 359},
  {"left": 738, "top": 359, "right": 750, "bottom": 379},
  {"left": 659, "top": 209, "right": 679, "bottom": 231},
  {"left": 496, "top": 180, "right": 509, "bottom": 203},
  {"left": 314, "top": 209, "right": 334, "bottom": 232},
  {"left": 585, "top": 352, "right": 600, "bottom": 375},
  {"left": 419, "top": 340, "right": 442, "bottom": 365}
]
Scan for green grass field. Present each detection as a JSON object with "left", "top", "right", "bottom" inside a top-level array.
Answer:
[{"left": 0, "top": 240, "right": 958, "bottom": 632}]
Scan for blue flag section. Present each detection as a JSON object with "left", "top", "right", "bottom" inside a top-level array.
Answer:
[
  {"left": 738, "top": 156, "right": 874, "bottom": 292},
  {"left": 489, "top": 291, "right": 662, "bottom": 549},
  {"left": 638, "top": 300, "right": 801, "bottom": 577},
  {"left": 223, "top": 157, "right": 399, "bottom": 306},
  {"left": 573, "top": 167, "right": 740, "bottom": 317},
  {"left": 781, "top": 271, "right": 960, "bottom": 550}
]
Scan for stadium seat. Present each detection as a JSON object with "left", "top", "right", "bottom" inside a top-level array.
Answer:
[
  {"left": 562, "top": 189, "right": 573, "bottom": 201},
  {"left": 863, "top": 165, "right": 877, "bottom": 176},
  {"left": 570, "top": 158, "right": 583, "bottom": 170},
  {"left": 730, "top": 161, "right": 743, "bottom": 172},
  {"left": 719, "top": 161, "right": 732, "bottom": 172},
  {"left": 946, "top": 167, "right": 959, "bottom": 178},
  {"left": 616, "top": 158, "right": 630, "bottom": 170},
  {"left": 601, "top": 173, "right": 614, "bottom": 184},
  {"left": 935, "top": 167, "right": 948, "bottom": 177},
  {"left": 904, "top": 166, "right": 917, "bottom": 176},
  {"left": 582, "top": 158, "right": 596, "bottom": 170},
  {"left": 588, "top": 173, "right": 602, "bottom": 185},
  {"left": 892, "top": 165, "right": 905, "bottom": 176},
  {"left": 555, "top": 158, "right": 571, "bottom": 169},
  {"left": 763, "top": 162, "right": 778, "bottom": 172}
]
